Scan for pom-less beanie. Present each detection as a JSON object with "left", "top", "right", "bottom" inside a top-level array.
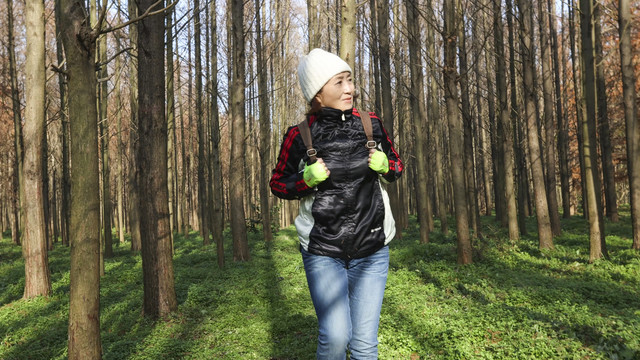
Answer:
[{"left": 297, "top": 48, "right": 353, "bottom": 103}]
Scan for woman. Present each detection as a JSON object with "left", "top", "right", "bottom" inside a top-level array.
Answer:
[{"left": 270, "top": 48, "right": 403, "bottom": 360}]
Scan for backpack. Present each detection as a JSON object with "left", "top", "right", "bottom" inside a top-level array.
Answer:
[{"left": 297, "top": 111, "right": 376, "bottom": 163}]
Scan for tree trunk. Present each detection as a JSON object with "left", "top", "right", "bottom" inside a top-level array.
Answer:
[
  {"left": 619, "top": 0, "right": 640, "bottom": 249},
  {"left": 506, "top": 0, "right": 527, "bottom": 235},
  {"left": 569, "top": 0, "right": 588, "bottom": 217},
  {"left": 494, "top": 0, "right": 519, "bottom": 241},
  {"left": 138, "top": 0, "right": 178, "bottom": 317},
  {"left": 548, "top": 0, "right": 571, "bottom": 218},
  {"left": 209, "top": 0, "right": 225, "bottom": 267},
  {"left": 114, "top": 3, "right": 125, "bottom": 245},
  {"left": 406, "top": 0, "right": 431, "bottom": 244},
  {"left": 255, "top": 0, "right": 273, "bottom": 242},
  {"left": 444, "top": 0, "right": 472, "bottom": 264},
  {"left": 194, "top": 0, "right": 210, "bottom": 245},
  {"left": 579, "top": 0, "right": 607, "bottom": 261},
  {"left": 128, "top": 0, "right": 142, "bottom": 252},
  {"left": 98, "top": 21, "right": 113, "bottom": 259},
  {"left": 23, "top": 0, "right": 51, "bottom": 298},
  {"left": 537, "top": 0, "right": 562, "bottom": 236},
  {"left": 230, "top": 0, "right": 250, "bottom": 261},
  {"left": 308, "top": 0, "right": 321, "bottom": 50},
  {"left": 339, "top": 0, "right": 357, "bottom": 72},
  {"left": 7, "top": 0, "right": 23, "bottom": 246},
  {"left": 59, "top": 0, "right": 102, "bottom": 356},
  {"left": 593, "top": 1, "right": 618, "bottom": 222},
  {"left": 518, "top": 0, "right": 554, "bottom": 249},
  {"left": 393, "top": 0, "right": 409, "bottom": 233},
  {"left": 458, "top": 8, "right": 479, "bottom": 237},
  {"left": 166, "top": 4, "right": 176, "bottom": 244}
]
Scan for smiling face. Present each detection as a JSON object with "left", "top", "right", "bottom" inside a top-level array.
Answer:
[{"left": 315, "top": 72, "right": 355, "bottom": 111}]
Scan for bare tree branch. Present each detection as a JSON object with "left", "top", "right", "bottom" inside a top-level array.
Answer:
[{"left": 98, "top": 0, "right": 178, "bottom": 36}]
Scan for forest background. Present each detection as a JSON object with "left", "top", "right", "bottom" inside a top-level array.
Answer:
[{"left": 1, "top": 0, "right": 640, "bottom": 358}]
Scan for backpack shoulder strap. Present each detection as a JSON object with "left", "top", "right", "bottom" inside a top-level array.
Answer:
[
  {"left": 360, "top": 111, "right": 376, "bottom": 149},
  {"left": 297, "top": 118, "right": 317, "bottom": 163}
]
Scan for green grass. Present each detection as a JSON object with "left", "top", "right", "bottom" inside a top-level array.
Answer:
[{"left": 1, "top": 213, "right": 639, "bottom": 359}]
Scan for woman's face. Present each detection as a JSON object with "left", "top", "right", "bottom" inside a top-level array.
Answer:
[{"left": 315, "top": 72, "right": 355, "bottom": 111}]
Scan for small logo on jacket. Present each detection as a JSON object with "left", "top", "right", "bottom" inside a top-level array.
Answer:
[{"left": 370, "top": 227, "right": 382, "bottom": 233}]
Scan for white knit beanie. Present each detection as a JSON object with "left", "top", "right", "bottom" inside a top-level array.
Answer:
[{"left": 298, "top": 48, "right": 353, "bottom": 103}]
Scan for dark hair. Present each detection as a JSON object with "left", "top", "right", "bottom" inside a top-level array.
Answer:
[{"left": 305, "top": 89, "right": 360, "bottom": 116}]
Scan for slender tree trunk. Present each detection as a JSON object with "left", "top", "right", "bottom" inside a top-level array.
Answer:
[
  {"left": 194, "top": 0, "right": 210, "bottom": 245},
  {"left": 138, "top": 0, "right": 178, "bottom": 316},
  {"left": 166, "top": 3, "right": 176, "bottom": 253},
  {"left": 593, "top": 1, "right": 618, "bottom": 222},
  {"left": 256, "top": 0, "right": 273, "bottom": 242},
  {"left": 128, "top": 0, "right": 142, "bottom": 252},
  {"left": 537, "top": 0, "right": 562, "bottom": 235},
  {"left": 506, "top": 0, "right": 527, "bottom": 234},
  {"left": 548, "top": 0, "right": 571, "bottom": 218},
  {"left": 340, "top": 0, "right": 357, "bottom": 72},
  {"left": 619, "top": 0, "right": 640, "bottom": 249},
  {"left": 98, "top": 22, "right": 113, "bottom": 259},
  {"left": 308, "top": 0, "right": 320, "bottom": 50},
  {"left": 393, "top": 0, "right": 409, "bottom": 233},
  {"left": 114, "top": 5, "right": 125, "bottom": 244},
  {"left": 569, "top": 0, "right": 588, "bottom": 217},
  {"left": 518, "top": 0, "right": 554, "bottom": 249},
  {"left": 209, "top": 0, "right": 224, "bottom": 267},
  {"left": 494, "top": 0, "right": 519, "bottom": 241},
  {"left": 23, "top": 0, "right": 51, "bottom": 298},
  {"left": 406, "top": 0, "right": 431, "bottom": 244},
  {"left": 458, "top": 8, "right": 479, "bottom": 237},
  {"left": 579, "top": 0, "right": 607, "bottom": 261},
  {"left": 230, "top": 0, "right": 250, "bottom": 261},
  {"left": 444, "top": 0, "right": 472, "bottom": 263},
  {"left": 7, "top": 0, "right": 23, "bottom": 246},
  {"left": 59, "top": 0, "right": 102, "bottom": 356}
]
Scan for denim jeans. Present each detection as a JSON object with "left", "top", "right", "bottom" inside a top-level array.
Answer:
[{"left": 301, "top": 246, "right": 389, "bottom": 360}]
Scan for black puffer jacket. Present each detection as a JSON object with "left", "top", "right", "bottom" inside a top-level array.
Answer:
[{"left": 270, "top": 107, "right": 403, "bottom": 259}]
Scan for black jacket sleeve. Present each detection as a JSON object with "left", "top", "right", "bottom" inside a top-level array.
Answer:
[
  {"left": 269, "top": 125, "right": 315, "bottom": 200},
  {"left": 370, "top": 113, "right": 404, "bottom": 183}
]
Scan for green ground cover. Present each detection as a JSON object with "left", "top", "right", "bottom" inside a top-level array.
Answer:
[{"left": 1, "top": 213, "right": 639, "bottom": 359}]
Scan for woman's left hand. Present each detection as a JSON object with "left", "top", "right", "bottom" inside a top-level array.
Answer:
[{"left": 368, "top": 149, "right": 389, "bottom": 175}]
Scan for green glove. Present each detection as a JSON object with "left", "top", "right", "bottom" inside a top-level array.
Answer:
[
  {"left": 303, "top": 161, "right": 329, "bottom": 187},
  {"left": 369, "top": 151, "right": 389, "bottom": 174}
]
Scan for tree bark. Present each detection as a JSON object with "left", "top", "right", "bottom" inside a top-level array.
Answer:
[
  {"left": 593, "top": 1, "right": 618, "bottom": 222},
  {"left": 256, "top": 0, "right": 273, "bottom": 242},
  {"left": 537, "top": 0, "right": 562, "bottom": 236},
  {"left": 128, "top": 0, "right": 142, "bottom": 252},
  {"left": 23, "top": 0, "right": 51, "bottom": 298},
  {"left": 209, "top": 0, "right": 225, "bottom": 267},
  {"left": 138, "top": 0, "right": 178, "bottom": 316},
  {"left": 406, "top": 0, "right": 431, "bottom": 244},
  {"left": 619, "top": 0, "right": 640, "bottom": 249},
  {"left": 7, "top": 0, "right": 24, "bottom": 246},
  {"left": 458, "top": 8, "right": 479, "bottom": 237},
  {"left": 518, "top": 0, "right": 554, "bottom": 249},
  {"left": 194, "top": 0, "right": 210, "bottom": 245},
  {"left": 230, "top": 0, "right": 250, "bottom": 261},
  {"left": 339, "top": 0, "right": 357, "bottom": 72},
  {"left": 98, "top": 18, "right": 113, "bottom": 259},
  {"left": 308, "top": 0, "right": 321, "bottom": 50},
  {"left": 548, "top": 0, "right": 571, "bottom": 218},
  {"left": 494, "top": 0, "right": 519, "bottom": 241},
  {"left": 59, "top": 0, "right": 102, "bottom": 357},
  {"left": 444, "top": 0, "right": 472, "bottom": 263},
  {"left": 166, "top": 4, "right": 176, "bottom": 244},
  {"left": 579, "top": 0, "right": 607, "bottom": 261}
]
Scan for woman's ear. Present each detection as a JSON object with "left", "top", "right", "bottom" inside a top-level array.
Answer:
[{"left": 314, "top": 94, "right": 323, "bottom": 107}]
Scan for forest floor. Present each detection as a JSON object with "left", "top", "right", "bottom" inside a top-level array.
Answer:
[{"left": 1, "top": 211, "right": 639, "bottom": 359}]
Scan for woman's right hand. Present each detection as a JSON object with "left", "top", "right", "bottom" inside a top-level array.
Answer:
[{"left": 303, "top": 158, "right": 330, "bottom": 187}]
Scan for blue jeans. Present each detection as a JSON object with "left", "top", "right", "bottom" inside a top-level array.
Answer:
[{"left": 301, "top": 246, "right": 389, "bottom": 360}]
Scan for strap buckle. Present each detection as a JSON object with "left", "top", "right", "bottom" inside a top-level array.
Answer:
[
  {"left": 306, "top": 148, "right": 318, "bottom": 157},
  {"left": 366, "top": 140, "right": 377, "bottom": 149}
]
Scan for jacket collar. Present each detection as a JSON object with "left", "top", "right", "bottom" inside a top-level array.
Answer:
[{"left": 310, "top": 107, "right": 354, "bottom": 125}]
